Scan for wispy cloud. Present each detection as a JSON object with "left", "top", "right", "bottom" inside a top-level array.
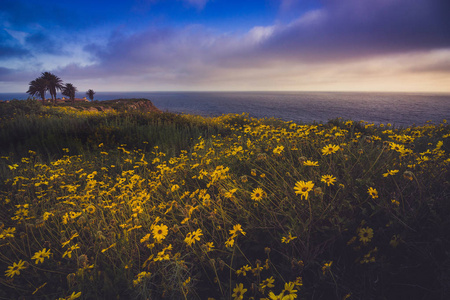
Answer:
[
  {"left": 183, "top": 0, "right": 210, "bottom": 10},
  {"left": 0, "top": 30, "right": 30, "bottom": 60}
]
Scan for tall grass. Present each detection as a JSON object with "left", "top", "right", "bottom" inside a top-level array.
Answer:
[
  {"left": 0, "top": 100, "right": 221, "bottom": 160},
  {"left": 0, "top": 100, "right": 449, "bottom": 299}
]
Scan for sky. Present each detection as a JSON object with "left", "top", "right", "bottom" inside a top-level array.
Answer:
[{"left": 1, "top": 0, "right": 450, "bottom": 93}]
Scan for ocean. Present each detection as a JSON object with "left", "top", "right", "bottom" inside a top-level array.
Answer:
[{"left": 1, "top": 91, "right": 449, "bottom": 127}]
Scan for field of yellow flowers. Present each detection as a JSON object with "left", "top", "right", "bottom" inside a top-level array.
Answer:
[{"left": 1, "top": 99, "right": 449, "bottom": 299}]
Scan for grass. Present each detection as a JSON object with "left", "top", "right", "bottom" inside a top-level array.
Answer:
[{"left": 0, "top": 99, "right": 449, "bottom": 299}]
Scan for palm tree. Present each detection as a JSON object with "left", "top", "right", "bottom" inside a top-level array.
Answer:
[
  {"left": 86, "top": 89, "right": 95, "bottom": 101},
  {"left": 41, "top": 72, "right": 63, "bottom": 104},
  {"left": 26, "top": 77, "right": 48, "bottom": 102},
  {"left": 62, "top": 83, "right": 78, "bottom": 103}
]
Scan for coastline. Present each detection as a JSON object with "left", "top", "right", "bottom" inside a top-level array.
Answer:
[{"left": 1, "top": 91, "right": 449, "bottom": 126}]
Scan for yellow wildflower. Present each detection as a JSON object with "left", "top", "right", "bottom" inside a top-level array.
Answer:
[
  {"left": 85, "top": 205, "right": 96, "bottom": 214},
  {"left": 63, "top": 244, "right": 80, "bottom": 259},
  {"left": 224, "top": 188, "right": 237, "bottom": 198},
  {"left": 152, "top": 224, "right": 169, "bottom": 242},
  {"left": 232, "top": 283, "right": 247, "bottom": 300},
  {"left": 251, "top": 188, "right": 264, "bottom": 201},
  {"left": 0, "top": 227, "right": 16, "bottom": 239},
  {"left": 360, "top": 247, "right": 377, "bottom": 264},
  {"left": 358, "top": 227, "right": 374, "bottom": 244},
  {"left": 303, "top": 160, "right": 319, "bottom": 166},
  {"left": 31, "top": 248, "right": 52, "bottom": 264},
  {"left": 66, "top": 291, "right": 82, "bottom": 300},
  {"left": 260, "top": 276, "right": 275, "bottom": 292},
  {"left": 225, "top": 236, "right": 236, "bottom": 248},
  {"left": 273, "top": 145, "right": 284, "bottom": 155},
  {"left": 383, "top": 169, "right": 399, "bottom": 177},
  {"left": 69, "top": 211, "right": 82, "bottom": 219},
  {"left": 87, "top": 171, "right": 97, "bottom": 179},
  {"left": 367, "top": 187, "right": 378, "bottom": 199},
  {"left": 236, "top": 264, "right": 252, "bottom": 276},
  {"left": 5, "top": 260, "right": 27, "bottom": 277},
  {"left": 294, "top": 180, "right": 315, "bottom": 200},
  {"left": 229, "top": 224, "right": 246, "bottom": 236},
  {"left": 321, "top": 175, "right": 337, "bottom": 186},
  {"left": 390, "top": 142, "right": 406, "bottom": 154},
  {"left": 185, "top": 229, "right": 203, "bottom": 246},
  {"left": 281, "top": 232, "right": 297, "bottom": 244},
  {"left": 203, "top": 242, "right": 214, "bottom": 252},
  {"left": 321, "top": 144, "right": 340, "bottom": 155},
  {"left": 43, "top": 212, "right": 54, "bottom": 221},
  {"left": 281, "top": 282, "right": 298, "bottom": 300},
  {"left": 8, "top": 164, "right": 19, "bottom": 170},
  {"left": 171, "top": 184, "right": 180, "bottom": 192},
  {"left": 322, "top": 261, "right": 333, "bottom": 275}
]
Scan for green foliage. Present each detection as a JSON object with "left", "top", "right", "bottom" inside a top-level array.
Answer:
[
  {"left": 86, "top": 89, "right": 95, "bottom": 101},
  {"left": 62, "top": 83, "right": 78, "bottom": 102},
  {"left": 26, "top": 77, "right": 48, "bottom": 101},
  {"left": 0, "top": 98, "right": 43, "bottom": 117},
  {"left": 0, "top": 100, "right": 449, "bottom": 299},
  {"left": 40, "top": 72, "right": 64, "bottom": 104},
  {"left": 0, "top": 102, "right": 222, "bottom": 161}
]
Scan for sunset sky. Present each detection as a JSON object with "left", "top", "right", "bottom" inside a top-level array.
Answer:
[{"left": 1, "top": 0, "right": 450, "bottom": 93}]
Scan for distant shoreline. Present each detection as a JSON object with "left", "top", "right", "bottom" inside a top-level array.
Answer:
[
  {"left": 2, "top": 90, "right": 450, "bottom": 100},
  {"left": 1, "top": 91, "right": 449, "bottom": 127}
]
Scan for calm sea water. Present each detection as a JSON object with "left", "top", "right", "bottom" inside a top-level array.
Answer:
[{"left": 2, "top": 91, "right": 449, "bottom": 127}]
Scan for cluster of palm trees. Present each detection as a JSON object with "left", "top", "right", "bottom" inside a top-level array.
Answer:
[{"left": 26, "top": 72, "right": 95, "bottom": 104}]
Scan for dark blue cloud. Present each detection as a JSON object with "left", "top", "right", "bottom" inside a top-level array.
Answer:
[
  {"left": 258, "top": 0, "right": 450, "bottom": 61},
  {"left": 83, "top": 27, "right": 181, "bottom": 72},
  {"left": 0, "top": 45, "right": 29, "bottom": 60},
  {"left": 1, "top": 0, "right": 76, "bottom": 30},
  {"left": 0, "top": 0, "right": 134, "bottom": 31},
  {"left": 25, "top": 32, "right": 63, "bottom": 55},
  {"left": 0, "top": 1, "right": 86, "bottom": 62},
  {"left": 0, "top": 30, "right": 30, "bottom": 60}
]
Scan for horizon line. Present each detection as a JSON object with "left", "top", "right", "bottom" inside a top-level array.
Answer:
[{"left": 2, "top": 90, "right": 450, "bottom": 95}]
